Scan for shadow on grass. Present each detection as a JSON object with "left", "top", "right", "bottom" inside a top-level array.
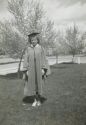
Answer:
[
  {"left": 22, "top": 95, "right": 47, "bottom": 104},
  {"left": 61, "top": 62, "right": 78, "bottom": 64},
  {"left": 51, "top": 66, "right": 67, "bottom": 69},
  {"left": 0, "top": 72, "right": 23, "bottom": 80},
  {"left": 51, "top": 62, "right": 78, "bottom": 69}
]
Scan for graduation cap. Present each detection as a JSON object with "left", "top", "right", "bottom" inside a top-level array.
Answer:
[{"left": 28, "top": 32, "right": 40, "bottom": 38}]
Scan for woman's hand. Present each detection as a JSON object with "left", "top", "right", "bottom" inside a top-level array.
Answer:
[
  {"left": 42, "top": 68, "right": 47, "bottom": 79},
  {"left": 42, "top": 69, "right": 45, "bottom": 75},
  {"left": 22, "top": 71, "right": 28, "bottom": 81}
]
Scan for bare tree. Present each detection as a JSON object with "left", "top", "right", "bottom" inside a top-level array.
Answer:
[
  {"left": 7, "top": 0, "right": 57, "bottom": 54},
  {"left": 52, "top": 30, "right": 66, "bottom": 63},
  {"left": 0, "top": 0, "right": 45, "bottom": 57},
  {"left": 79, "top": 32, "right": 86, "bottom": 54},
  {"left": 0, "top": 0, "right": 57, "bottom": 60},
  {"left": 0, "top": 22, "right": 24, "bottom": 58},
  {"left": 63, "top": 25, "right": 85, "bottom": 62},
  {"left": 41, "top": 20, "right": 57, "bottom": 55}
]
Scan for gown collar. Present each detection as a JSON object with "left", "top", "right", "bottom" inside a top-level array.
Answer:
[{"left": 30, "top": 44, "right": 39, "bottom": 48}]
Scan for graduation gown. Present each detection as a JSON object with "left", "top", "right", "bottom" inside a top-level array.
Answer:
[{"left": 23, "top": 44, "right": 50, "bottom": 96}]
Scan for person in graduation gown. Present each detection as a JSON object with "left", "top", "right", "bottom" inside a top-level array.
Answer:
[{"left": 22, "top": 32, "right": 50, "bottom": 107}]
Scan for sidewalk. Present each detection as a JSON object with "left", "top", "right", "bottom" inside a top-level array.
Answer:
[{"left": 0, "top": 57, "right": 20, "bottom": 65}]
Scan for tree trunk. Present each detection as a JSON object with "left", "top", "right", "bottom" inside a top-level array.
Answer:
[
  {"left": 56, "top": 54, "right": 58, "bottom": 64},
  {"left": 17, "top": 54, "right": 23, "bottom": 78},
  {"left": 72, "top": 54, "right": 75, "bottom": 63},
  {"left": 17, "top": 43, "right": 28, "bottom": 78}
]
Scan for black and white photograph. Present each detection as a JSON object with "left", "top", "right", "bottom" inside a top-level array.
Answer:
[{"left": 0, "top": 0, "right": 86, "bottom": 125}]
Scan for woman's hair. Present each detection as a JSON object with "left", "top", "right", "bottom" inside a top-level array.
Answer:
[{"left": 28, "top": 36, "right": 40, "bottom": 44}]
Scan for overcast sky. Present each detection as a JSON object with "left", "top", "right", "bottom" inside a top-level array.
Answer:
[
  {"left": 0, "top": 0, "right": 86, "bottom": 32},
  {"left": 41, "top": 0, "right": 86, "bottom": 32}
]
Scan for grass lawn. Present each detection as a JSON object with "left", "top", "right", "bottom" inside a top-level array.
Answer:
[{"left": 0, "top": 64, "right": 86, "bottom": 125}]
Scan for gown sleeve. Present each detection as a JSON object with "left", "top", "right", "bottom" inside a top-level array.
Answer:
[
  {"left": 41, "top": 47, "right": 51, "bottom": 75},
  {"left": 23, "top": 48, "right": 29, "bottom": 72}
]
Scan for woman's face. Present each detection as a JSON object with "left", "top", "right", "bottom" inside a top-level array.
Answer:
[{"left": 31, "top": 37, "right": 38, "bottom": 47}]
